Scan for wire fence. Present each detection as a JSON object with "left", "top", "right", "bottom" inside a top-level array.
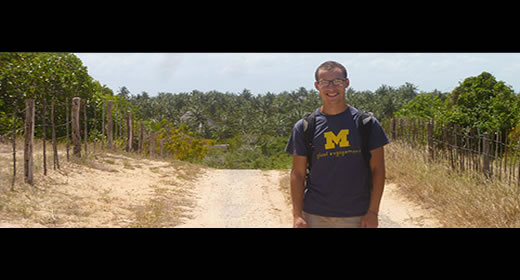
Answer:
[
  {"left": 382, "top": 118, "right": 520, "bottom": 187},
  {"left": 3, "top": 97, "right": 169, "bottom": 190}
]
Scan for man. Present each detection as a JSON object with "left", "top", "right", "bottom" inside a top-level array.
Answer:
[{"left": 285, "top": 61, "right": 390, "bottom": 228}]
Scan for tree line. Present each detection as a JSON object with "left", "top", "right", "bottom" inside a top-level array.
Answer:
[
  {"left": 128, "top": 83, "right": 422, "bottom": 139},
  {"left": 126, "top": 82, "right": 422, "bottom": 168},
  {"left": 3, "top": 52, "right": 519, "bottom": 169}
]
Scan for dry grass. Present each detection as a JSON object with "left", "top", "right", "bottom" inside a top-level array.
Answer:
[
  {"left": 386, "top": 141, "right": 520, "bottom": 228},
  {"left": 130, "top": 184, "right": 196, "bottom": 228},
  {"left": 0, "top": 138, "right": 204, "bottom": 228}
]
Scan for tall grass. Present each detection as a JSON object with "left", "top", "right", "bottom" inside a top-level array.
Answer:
[{"left": 386, "top": 140, "right": 520, "bottom": 228}]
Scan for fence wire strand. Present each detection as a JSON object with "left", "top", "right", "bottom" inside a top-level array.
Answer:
[{"left": 384, "top": 118, "right": 520, "bottom": 187}]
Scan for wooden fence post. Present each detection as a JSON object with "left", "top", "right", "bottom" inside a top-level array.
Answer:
[
  {"left": 149, "top": 131, "right": 156, "bottom": 158},
  {"left": 102, "top": 100, "right": 105, "bottom": 150},
  {"left": 119, "top": 106, "right": 123, "bottom": 139},
  {"left": 483, "top": 133, "right": 490, "bottom": 178},
  {"left": 449, "top": 125, "right": 455, "bottom": 171},
  {"left": 66, "top": 97, "right": 70, "bottom": 161},
  {"left": 442, "top": 125, "right": 447, "bottom": 161},
  {"left": 392, "top": 118, "right": 396, "bottom": 140},
  {"left": 72, "top": 97, "right": 81, "bottom": 157},
  {"left": 399, "top": 119, "right": 404, "bottom": 140},
  {"left": 470, "top": 128, "right": 476, "bottom": 172},
  {"left": 428, "top": 121, "right": 434, "bottom": 162},
  {"left": 83, "top": 99, "right": 88, "bottom": 156},
  {"left": 139, "top": 121, "right": 144, "bottom": 154},
  {"left": 160, "top": 138, "right": 165, "bottom": 158},
  {"left": 11, "top": 101, "right": 17, "bottom": 190},
  {"left": 455, "top": 125, "right": 459, "bottom": 167},
  {"left": 126, "top": 111, "right": 133, "bottom": 152},
  {"left": 93, "top": 100, "right": 97, "bottom": 154},
  {"left": 51, "top": 101, "right": 59, "bottom": 170},
  {"left": 114, "top": 104, "right": 118, "bottom": 142},
  {"left": 107, "top": 100, "right": 113, "bottom": 149},
  {"left": 42, "top": 99, "right": 47, "bottom": 176},
  {"left": 518, "top": 137, "right": 520, "bottom": 187},
  {"left": 24, "top": 99, "right": 35, "bottom": 185}
]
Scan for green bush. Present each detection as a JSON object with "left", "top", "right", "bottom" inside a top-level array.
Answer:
[{"left": 203, "top": 134, "right": 291, "bottom": 169}]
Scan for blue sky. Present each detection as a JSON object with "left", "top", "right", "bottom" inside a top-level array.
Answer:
[{"left": 74, "top": 53, "right": 520, "bottom": 96}]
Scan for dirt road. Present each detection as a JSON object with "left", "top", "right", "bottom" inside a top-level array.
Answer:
[
  {"left": 176, "top": 169, "right": 440, "bottom": 228},
  {"left": 177, "top": 169, "right": 292, "bottom": 228},
  {"left": 1, "top": 144, "right": 440, "bottom": 228},
  {"left": 378, "top": 183, "right": 440, "bottom": 228}
]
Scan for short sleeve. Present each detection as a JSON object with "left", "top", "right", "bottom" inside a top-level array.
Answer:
[
  {"left": 367, "top": 117, "right": 390, "bottom": 151},
  {"left": 285, "top": 119, "right": 308, "bottom": 157}
]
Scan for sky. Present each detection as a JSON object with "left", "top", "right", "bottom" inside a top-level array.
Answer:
[{"left": 74, "top": 53, "right": 520, "bottom": 96}]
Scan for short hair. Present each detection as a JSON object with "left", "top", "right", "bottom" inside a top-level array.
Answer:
[{"left": 314, "top": 61, "right": 348, "bottom": 81}]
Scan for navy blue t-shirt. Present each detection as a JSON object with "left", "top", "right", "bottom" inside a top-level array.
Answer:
[{"left": 285, "top": 106, "right": 390, "bottom": 217}]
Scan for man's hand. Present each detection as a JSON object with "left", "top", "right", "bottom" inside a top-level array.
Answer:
[
  {"left": 293, "top": 216, "right": 308, "bottom": 228},
  {"left": 362, "top": 146, "right": 386, "bottom": 229},
  {"left": 291, "top": 155, "right": 308, "bottom": 228},
  {"left": 360, "top": 211, "right": 378, "bottom": 228}
]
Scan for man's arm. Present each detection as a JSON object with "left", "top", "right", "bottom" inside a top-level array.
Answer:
[
  {"left": 361, "top": 146, "right": 386, "bottom": 228},
  {"left": 290, "top": 154, "right": 308, "bottom": 228}
]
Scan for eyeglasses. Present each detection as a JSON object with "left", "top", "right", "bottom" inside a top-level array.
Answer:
[{"left": 317, "top": 79, "right": 346, "bottom": 88}]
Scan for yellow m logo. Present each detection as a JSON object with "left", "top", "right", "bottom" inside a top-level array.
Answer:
[{"left": 324, "top": 129, "right": 350, "bottom": 150}]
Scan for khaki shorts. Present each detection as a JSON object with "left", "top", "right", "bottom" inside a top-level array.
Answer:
[{"left": 303, "top": 212, "right": 362, "bottom": 228}]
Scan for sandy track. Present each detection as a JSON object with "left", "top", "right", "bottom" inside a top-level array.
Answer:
[
  {"left": 177, "top": 169, "right": 440, "bottom": 228},
  {"left": 177, "top": 169, "right": 292, "bottom": 228},
  {"left": 379, "top": 183, "right": 440, "bottom": 228}
]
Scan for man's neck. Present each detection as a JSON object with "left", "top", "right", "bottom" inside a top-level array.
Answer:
[{"left": 320, "top": 103, "right": 349, "bottom": 116}]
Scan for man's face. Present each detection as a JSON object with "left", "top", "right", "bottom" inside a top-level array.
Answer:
[{"left": 314, "top": 67, "right": 349, "bottom": 106}]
